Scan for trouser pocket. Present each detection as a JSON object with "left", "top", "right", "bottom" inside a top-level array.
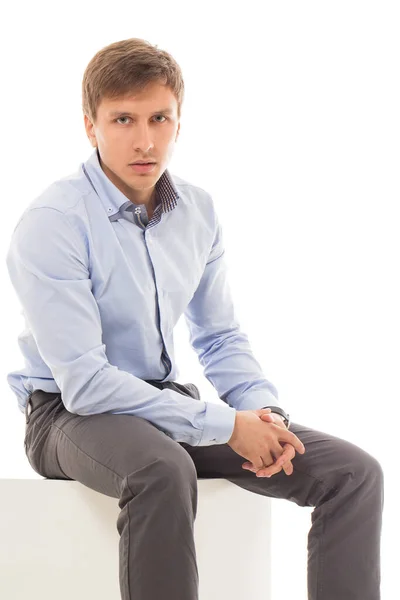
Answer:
[
  {"left": 25, "top": 419, "right": 53, "bottom": 476},
  {"left": 24, "top": 393, "right": 67, "bottom": 477}
]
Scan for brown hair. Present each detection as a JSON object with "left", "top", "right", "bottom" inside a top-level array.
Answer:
[{"left": 82, "top": 38, "right": 185, "bottom": 124}]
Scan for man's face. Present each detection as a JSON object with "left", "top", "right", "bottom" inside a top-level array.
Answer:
[{"left": 84, "top": 81, "right": 180, "bottom": 207}]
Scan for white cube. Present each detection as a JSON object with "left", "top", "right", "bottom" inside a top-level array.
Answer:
[{"left": 0, "top": 478, "right": 271, "bottom": 599}]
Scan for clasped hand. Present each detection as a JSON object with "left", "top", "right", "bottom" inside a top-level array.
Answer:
[{"left": 241, "top": 408, "right": 303, "bottom": 478}]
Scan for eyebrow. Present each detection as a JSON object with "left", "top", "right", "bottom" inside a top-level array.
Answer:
[{"left": 109, "top": 108, "right": 174, "bottom": 117}]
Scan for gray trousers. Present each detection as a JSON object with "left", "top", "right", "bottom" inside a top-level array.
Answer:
[{"left": 24, "top": 381, "right": 384, "bottom": 600}]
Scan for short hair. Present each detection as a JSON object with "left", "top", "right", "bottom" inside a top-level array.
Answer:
[{"left": 81, "top": 37, "right": 185, "bottom": 124}]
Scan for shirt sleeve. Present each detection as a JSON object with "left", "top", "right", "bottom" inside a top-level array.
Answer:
[
  {"left": 184, "top": 202, "right": 284, "bottom": 416},
  {"left": 6, "top": 206, "right": 236, "bottom": 447}
]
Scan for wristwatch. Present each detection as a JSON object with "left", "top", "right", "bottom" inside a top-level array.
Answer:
[{"left": 261, "top": 405, "right": 291, "bottom": 429}]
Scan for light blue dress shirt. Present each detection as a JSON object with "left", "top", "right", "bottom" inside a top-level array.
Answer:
[{"left": 6, "top": 148, "right": 281, "bottom": 446}]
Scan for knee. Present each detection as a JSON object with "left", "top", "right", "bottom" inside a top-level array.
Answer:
[
  {"left": 147, "top": 446, "right": 198, "bottom": 492},
  {"left": 351, "top": 445, "right": 384, "bottom": 486},
  {"left": 367, "top": 452, "right": 384, "bottom": 483}
]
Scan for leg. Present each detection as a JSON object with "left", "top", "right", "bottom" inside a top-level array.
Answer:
[
  {"left": 181, "top": 421, "right": 384, "bottom": 600},
  {"left": 25, "top": 390, "right": 200, "bottom": 600}
]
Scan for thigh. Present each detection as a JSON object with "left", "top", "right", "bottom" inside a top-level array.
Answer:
[
  {"left": 181, "top": 421, "right": 383, "bottom": 507},
  {"left": 38, "top": 399, "right": 197, "bottom": 500}
]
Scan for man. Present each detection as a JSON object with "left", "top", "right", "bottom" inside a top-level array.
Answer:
[{"left": 6, "top": 38, "right": 383, "bottom": 600}]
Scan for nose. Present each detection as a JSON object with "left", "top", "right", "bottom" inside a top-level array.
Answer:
[{"left": 134, "top": 123, "right": 155, "bottom": 154}]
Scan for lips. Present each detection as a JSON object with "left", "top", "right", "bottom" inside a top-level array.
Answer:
[{"left": 129, "top": 162, "right": 156, "bottom": 173}]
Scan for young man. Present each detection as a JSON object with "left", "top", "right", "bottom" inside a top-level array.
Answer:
[{"left": 6, "top": 38, "right": 383, "bottom": 600}]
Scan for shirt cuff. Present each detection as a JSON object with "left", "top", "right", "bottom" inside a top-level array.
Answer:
[{"left": 197, "top": 401, "right": 237, "bottom": 447}]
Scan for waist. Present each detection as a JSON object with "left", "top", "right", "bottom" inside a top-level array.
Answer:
[
  {"left": 28, "top": 390, "right": 61, "bottom": 412},
  {"left": 26, "top": 379, "right": 198, "bottom": 418},
  {"left": 26, "top": 380, "right": 166, "bottom": 415}
]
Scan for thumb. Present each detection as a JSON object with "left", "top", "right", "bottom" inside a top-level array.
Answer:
[{"left": 254, "top": 407, "right": 272, "bottom": 416}]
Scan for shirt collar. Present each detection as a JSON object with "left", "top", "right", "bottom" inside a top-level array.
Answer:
[{"left": 81, "top": 147, "right": 179, "bottom": 220}]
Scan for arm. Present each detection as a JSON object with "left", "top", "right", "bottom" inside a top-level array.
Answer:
[
  {"left": 6, "top": 206, "right": 236, "bottom": 446},
  {"left": 184, "top": 201, "right": 288, "bottom": 416}
]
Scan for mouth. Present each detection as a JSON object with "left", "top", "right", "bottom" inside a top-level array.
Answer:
[{"left": 129, "top": 163, "right": 156, "bottom": 173}]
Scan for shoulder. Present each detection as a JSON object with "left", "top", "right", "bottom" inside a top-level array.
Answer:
[{"left": 168, "top": 171, "right": 216, "bottom": 217}]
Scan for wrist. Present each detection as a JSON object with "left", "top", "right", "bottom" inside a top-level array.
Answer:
[{"left": 228, "top": 412, "right": 241, "bottom": 446}]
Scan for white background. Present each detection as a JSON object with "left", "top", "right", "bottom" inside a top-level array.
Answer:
[{"left": 1, "top": 1, "right": 398, "bottom": 598}]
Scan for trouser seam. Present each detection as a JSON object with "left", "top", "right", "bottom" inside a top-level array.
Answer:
[
  {"left": 292, "top": 465, "right": 340, "bottom": 599},
  {"left": 51, "top": 423, "right": 165, "bottom": 481},
  {"left": 52, "top": 423, "right": 163, "bottom": 600},
  {"left": 51, "top": 423, "right": 136, "bottom": 600},
  {"left": 125, "top": 477, "right": 134, "bottom": 600},
  {"left": 51, "top": 423, "right": 125, "bottom": 482}
]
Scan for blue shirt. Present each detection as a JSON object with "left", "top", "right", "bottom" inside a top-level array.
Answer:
[{"left": 6, "top": 148, "right": 281, "bottom": 446}]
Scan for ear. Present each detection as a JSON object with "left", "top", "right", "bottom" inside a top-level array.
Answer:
[
  {"left": 84, "top": 114, "right": 97, "bottom": 148},
  {"left": 175, "top": 121, "right": 180, "bottom": 142}
]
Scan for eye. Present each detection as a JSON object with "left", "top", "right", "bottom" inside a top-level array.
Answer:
[
  {"left": 115, "top": 116, "right": 131, "bottom": 125},
  {"left": 114, "top": 115, "right": 167, "bottom": 125}
]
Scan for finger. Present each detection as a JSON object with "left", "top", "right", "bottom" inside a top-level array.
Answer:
[
  {"left": 260, "top": 414, "right": 275, "bottom": 422},
  {"left": 256, "top": 461, "right": 284, "bottom": 477},
  {"left": 243, "top": 441, "right": 297, "bottom": 475},
  {"left": 254, "top": 455, "right": 267, "bottom": 471},
  {"left": 266, "top": 441, "right": 292, "bottom": 461},
  {"left": 271, "top": 457, "right": 293, "bottom": 477},
  {"left": 256, "top": 408, "right": 272, "bottom": 416},
  {"left": 277, "top": 447, "right": 295, "bottom": 476},
  {"left": 257, "top": 445, "right": 295, "bottom": 477},
  {"left": 243, "top": 444, "right": 289, "bottom": 473},
  {"left": 272, "top": 443, "right": 295, "bottom": 468},
  {"left": 242, "top": 462, "right": 254, "bottom": 469},
  {"left": 242, "top": 460, "right": 268, "bottom": 473},
  {"left": 283, "top": 462, "right": 294, "bottom": 475},
  {"left": 279, "top": 428, "right": 305, "bottom": 454}
]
